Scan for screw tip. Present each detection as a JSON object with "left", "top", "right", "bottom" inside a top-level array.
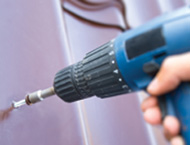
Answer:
[{"left": 12, "top": 99, "right": 26, "bottom": 109}]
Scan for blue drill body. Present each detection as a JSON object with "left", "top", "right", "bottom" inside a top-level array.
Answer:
[
  {"left": 115, "top": 5, "right": 190, "bottom": 90},
  {"left": 114, "top": 6, "right": 190, "bottom": 144}
]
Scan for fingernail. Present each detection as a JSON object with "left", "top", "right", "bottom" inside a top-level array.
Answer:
[{"left": 147, "top": 78, "right": 158, "bottom": 93}]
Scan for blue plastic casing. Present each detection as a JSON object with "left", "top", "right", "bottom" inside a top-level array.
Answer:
[{"left": 114, "top": 6, "right": 190, "bottom": 144}]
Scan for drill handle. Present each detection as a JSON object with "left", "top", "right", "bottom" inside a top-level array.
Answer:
[{"left": 158, "top": 82, "right": 190, "bottom": 144}]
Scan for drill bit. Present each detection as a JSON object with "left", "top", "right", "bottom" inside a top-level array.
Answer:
[
  {"left": 12, "top": 87, "right": 55, "bottom": 109},
  {"left": 12, "top": 99, "right": 26, "bottom": 108}
]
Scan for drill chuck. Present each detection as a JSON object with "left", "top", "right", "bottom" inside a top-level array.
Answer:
[
  {"left": 25, "top": 87, "right": 55, "bottom": 105},
  {"left": 53, "top": 41, "right": 131, "bottom": 102}
]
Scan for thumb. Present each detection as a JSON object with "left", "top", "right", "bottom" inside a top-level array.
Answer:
[{"left": 147, "top": 52, "right": 190, "bottom": 96}]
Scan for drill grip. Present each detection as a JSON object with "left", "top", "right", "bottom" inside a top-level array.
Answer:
[{"left": 159, "top": 83, "right": 190, "bottom": 144}]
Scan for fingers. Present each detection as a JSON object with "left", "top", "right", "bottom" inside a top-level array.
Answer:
[
  {"left": 170, "top": 136, "right": 185, "bottom": 145},
  {"left": 147, "top": 52, "right": 190, "bottom": 96},
  {"left": 163, "top": 116, "right": 180, "bottom": 139},
  {"left": 142, "top": 98, "right": 180, "bottom": 139},
  {"left": 142, "top": 97, "right": 161, "bottom": 124},
  {"left": 143, "top": 109, "right": 180, "bottom": 138},
  {"left": 143, "top": 106, "right": 162, "bottom": 125},
  {"left": 141, "top": 97, "right": 158, "bottom": 112},
  {"left": 143, "top": 53, "right": 190, "bottom": 143}
]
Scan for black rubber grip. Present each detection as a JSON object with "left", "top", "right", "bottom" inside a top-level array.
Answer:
[{"left": 54, "top": 41, "right": 131, "bottom": 102}]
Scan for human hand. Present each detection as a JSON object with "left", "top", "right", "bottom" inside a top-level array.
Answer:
[{"left": 141, "top": 52, "right": 190, "bottom": 145}]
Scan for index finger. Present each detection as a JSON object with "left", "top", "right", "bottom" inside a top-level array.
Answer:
[{"left": 147, "top": 52, "right": 190, "bottom": 96}]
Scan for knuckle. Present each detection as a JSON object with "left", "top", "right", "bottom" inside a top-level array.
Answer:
[{"left": 162, "top": 57, "right": 173, "bottom": 70}]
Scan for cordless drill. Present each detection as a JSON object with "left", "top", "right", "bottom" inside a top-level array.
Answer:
[{"left": 13, "top": 6, "right": 190, "bottom": 144}]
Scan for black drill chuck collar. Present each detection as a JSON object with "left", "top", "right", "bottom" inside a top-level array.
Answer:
[{"left": 54, "top": 41, "right": 130, "bottom": 102}]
